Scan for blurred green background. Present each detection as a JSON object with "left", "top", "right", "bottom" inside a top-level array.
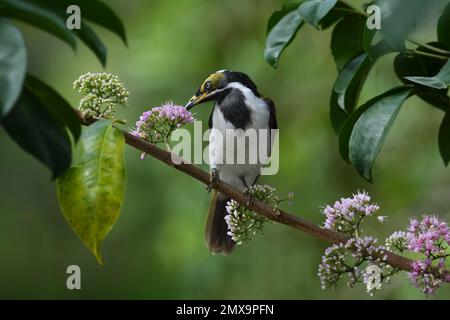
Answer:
[{"left": 0, "top": 0, "right": 449, "bottom": 299}]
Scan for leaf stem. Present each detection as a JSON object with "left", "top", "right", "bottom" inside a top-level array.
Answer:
[
  {"left": 406, "top": 39, "right": 450, "bottom": 55},
  {"left": 332, "top": 7, "right": 365, "bottom": 16},
  {"left": 407, "top": 49, "right": 449, "bottom": 61}
]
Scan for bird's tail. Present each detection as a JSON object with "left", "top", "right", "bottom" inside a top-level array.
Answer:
[{"left": 205, "top": 190, "right": 235, "bottom": 255}]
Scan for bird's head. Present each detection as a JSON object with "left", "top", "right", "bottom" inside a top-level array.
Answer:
[{"left": 185, "top": 70, "right": 260, "bottom": 110}]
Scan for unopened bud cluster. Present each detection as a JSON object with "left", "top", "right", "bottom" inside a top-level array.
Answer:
[{"left": 74, "top": 72, "right": 129, "bottom": 118}]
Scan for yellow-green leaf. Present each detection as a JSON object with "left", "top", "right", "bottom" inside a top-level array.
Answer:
[{"left": 57, "top": 120, "right": 126, "bottom": 264}]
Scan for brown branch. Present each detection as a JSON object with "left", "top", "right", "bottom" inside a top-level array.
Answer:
[
  {"left": 120, "top": 131, "right": 415, "bottom": 271},
  {"left": 79, "top": 114, "right": 441, "bottom": 275}
]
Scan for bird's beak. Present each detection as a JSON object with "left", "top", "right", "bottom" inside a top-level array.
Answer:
[{"left": 185, "top": 92, "right": 210, "bottom": 110}]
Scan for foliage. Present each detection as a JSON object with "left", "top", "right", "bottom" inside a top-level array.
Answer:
[
  {"left": 57, "top": 120, "right": 126, "bottom": 264},
  {"left": 0, "top": 0, "right": 126, "bottom": 178},
  {"left": 0, "top": 0, "right": 127, "bottom": 263},
  {"left": 265, "top": 0, "right": 450, "bottom": 181}
]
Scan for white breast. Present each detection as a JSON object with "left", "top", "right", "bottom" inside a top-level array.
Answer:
[{"left": 209, "top": 83, "right": 271, "bottom": 190}]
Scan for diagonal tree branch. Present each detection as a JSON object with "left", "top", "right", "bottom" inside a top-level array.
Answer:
[{"left": 80, "top": 114, "right": 445, "bottom": 276}]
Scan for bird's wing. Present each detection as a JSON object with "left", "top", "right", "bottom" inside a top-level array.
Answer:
[
  {"left": 263, "top": 97, "right": 278, "bottom": 130},
  {"left": 208, "top": 108, "right": 213, "bottom": 129},
  {"left": 263, "top": 97, "right": 278, "bottom": 157}
]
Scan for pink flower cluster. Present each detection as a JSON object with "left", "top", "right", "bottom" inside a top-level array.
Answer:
[
  {"left": 322, "top": 191, "right": 380, "bottom": 236},
  {"left": 407, "top": 215, "right": 450, "bottom": 254},
  {"left": 406, "top": 215, "right": 450, "bottom": 295},
  {"left": 131, "top": 102, "right": 194, "bottom": 144}
]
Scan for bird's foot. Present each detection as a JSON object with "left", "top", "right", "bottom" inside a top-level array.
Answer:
[{"left": 206, "top": 168, "right": 220, "bottom": 193}]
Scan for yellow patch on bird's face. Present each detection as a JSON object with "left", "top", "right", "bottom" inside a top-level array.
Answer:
[{"left": 200, "top": 72, "right": 225, "bottom": 93}]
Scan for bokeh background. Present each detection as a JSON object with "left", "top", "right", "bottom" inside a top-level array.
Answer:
[{"left": 1, "top": 0, "right": 450, "bottom": 299}]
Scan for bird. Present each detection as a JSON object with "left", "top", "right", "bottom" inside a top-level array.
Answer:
[{"left": 185, "top": 70, "right": 278, "bottom": 255}]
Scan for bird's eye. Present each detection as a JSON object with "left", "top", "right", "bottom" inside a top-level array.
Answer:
[{"left": 205, "top": 81, "right": 211, "bottom": 90}]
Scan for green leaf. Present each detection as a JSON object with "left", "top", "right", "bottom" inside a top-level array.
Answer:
[
  {"left": 339, "top": 86, "right": 412, "bottom": 162},
  {"left": 362, "top": 27, "right": 377, "bottom": 53},
  {"left": 75, "top": 22, "right": 107, "bottom": 67},
  {"left": 0, "top": 19, "right": 26, "bottom": 120},
  {"left": 405, "top": 59, "right": 450, "bottom": 90},
  {"left": 375, "top": 0, "right": 440, "bottom": 51},
  {"left": 1, "top": 89, "right": 72, "bottom": 178},
  {"left": 330, "top": 91, "right": 349, "bottom": 133},
  {"left": 266, "top": 1, "right": 302, "bottom": 34},
  {"left": 72, "top": 0, "right": 127, "bottom": 45},
  {"left": 439, "top": 112, "right": 450, "bottom": 166},
  {"left": 264, "top": 0, "right": 355, "bottom": 67},
  {"left": 264, "top": 8, "right": 304, "bottom": 68},
  {"left": 0, "top": 0, "right": 77, "bottom": 50},
  {"left": 394, "top": 46, "right": 450, "bottom": 111},
  {"left": 330, "top": 14, "right": 365, "bottom": 71},
  {"left": 319, "top": 1, "right": 359, "bottom": 30},
  {"left": 348, "top": 87, "right": 412, "bottom": 181},
  {"left": 438, "top": 2, "right": 450, "bottom": 50},
  {"left": 37, "top": 0, "right": 127, "bottom": 45},
  {"left": 24, "top": 74, "right": 81, "bottom": 141},
  {"left": 332, "top": 53, "right": 372, "bottom": 113},
  {"left": 298, "top": 0, "right": 337, "bottom": 29},
  {"left": 57, "top": 120, "right": 126, "bottom": 265},
  {"left": 330, "top": 54, "right": 374, "bottom": 134}
]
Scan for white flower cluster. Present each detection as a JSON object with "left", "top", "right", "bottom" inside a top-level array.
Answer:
[
  {"left": 224, "top": 185, "right": 284, "bottom": 245},
  {"left": 385, "top": 231, "right": 407, "bottom": 253},
  {"left": 73, "top": 72, "right": 129, "bottom": 118},
  {"left": 318, "top": 235, "right": 395, "bottom": 296}
]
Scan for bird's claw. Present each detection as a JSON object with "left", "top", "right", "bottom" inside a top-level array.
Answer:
[{"left": 206, "top": 168, "right": 220, "bottom": 193}]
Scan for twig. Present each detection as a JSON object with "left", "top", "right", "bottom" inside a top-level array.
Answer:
[{"left": 79, "top": 114, "right": 446, "bottom": 276}]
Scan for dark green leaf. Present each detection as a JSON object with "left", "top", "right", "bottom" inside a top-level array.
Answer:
[
  {"left": 439, "top": 112, "right": 450, "bottom": 166},
  {"left": 24, "top": 74, "right": 81, "bottom": 141},
  {"left": 330, "top": 14, "right": 365, "bottom": 71},
  {"left": 36, "top": 0, "right": 127, "bottom": 45},
  {"left": 0, "top": 0, "right": 77, "bottom": 50},
  {"left": 319, "top": 1, "right": 359, "bottom": 30},
  {"left": 330, "top": 91, "right": 349, "bottom": 133},
  {"left": 332, "top": 53, "right": 372, "bottom": 113},
  {"left": 264, "top": 9, "right": 304, "bottom": 68},
  {"left": 348, "top": 86, "right": 412, "bottom": 181},
  {"left": 366, "top": 38, "right": 397, "bottom": 59},
  {"left": 57, "top": 120, "right": 126, "bottom": 264},
  {"left": 362, "top": 27, "right": 377, "bottom": 53},
  {"left": 375, "top": 0, "right": 440, "bottom": 51},
  {"left": 266, "top": 1, "right": 302, "bottom": 34},
  {"left": 0, "top": 19, "right": 26, "bottom": 120},
  {"left": 72, "top": 0, "right": 127, "bottom": 45},
  {"left": 298, "top": 0, "right": 337, "bottom": 29},
  {"left": 339, "top": 86, "right": 412, "bottom": 162},
  {"left": 438, "top": 2, "right": 450, "bottom": 50},
  {"left": 394, "top": 45, "right": 447, "bottom": 80},
  {"left": 1, "top": 89, "right": 72, "bottom": 178},
  {"left": 330, "top": 54, "right": 374, "bottom": 134},
  {"left": 394, "top": 46, "right": 450, "bottom": 111},
  {"left": 405, "top": 59, "right": 450, "bottom": 90},
  {"left": 75, "top": 22, "right": 107, "bottom": 67}
]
